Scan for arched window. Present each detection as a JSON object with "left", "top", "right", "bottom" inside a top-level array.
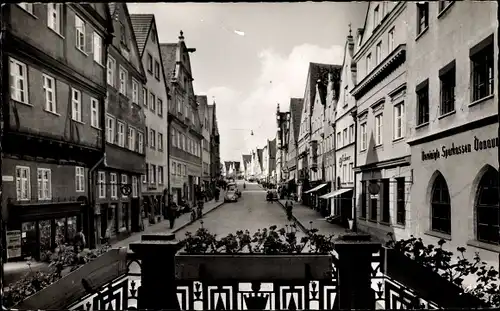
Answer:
[
  {"left": 476, "top": 167, "right": 499, "bottom": 244},
  {"left": 431, "top": 173, "right": 451, "bottom": 234}
]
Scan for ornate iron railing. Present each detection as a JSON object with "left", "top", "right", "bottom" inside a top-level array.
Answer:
[{"left": 67, "top": 249, "right": 440, "bottom": 311}]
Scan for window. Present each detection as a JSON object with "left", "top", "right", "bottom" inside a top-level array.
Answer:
[
  {"left": 158, "top": 166, "right": 164, "bottom": 184},
  {"left": 177, "top": 132, "right": 180, "bottom": 148},
  {"left": 417, "top": 2, "right": 429, "bottom": 35},
  {"left": 360, "top": 123, "right": 367, "bottom": 150},
  {"left": 138, "top": 132, "right": 144, "bottom": 153},
  {"left": 132, "top": 80, "right": 139, "bottom": 104},
  {"left": 117, "top": 122, "right": 125, "bottom": 147},
  {"left": 75, "top": 167, "right": 84, "bottom": 192},
  {"left": 416, "top": 83, "right": 429, "bottom": 125},
  {"left": 369, "top": 181, "right": 378, "bottom": 221},
  {"left": 337, "top": 132, "right": 341, "bottom": 148},
  {"left": 388, "top": 28, "right": 395, "bottom": 52},
  {"left": 93, "top": 32, "right": 103, "bottom": 64},
  {"left": 98, "top": 171, "right": 106, "bottom": 198},
  {"left": 475, "top": 167, "right": 499, "bottom": 245},
  {"left": 366, "top": 54, "right": 372, "bottom": 74},
  {"left": 43, "top": 74, "right": 57, "bottom": 113},
  {"left": 171, "top": 129, "right": 176, "bottom": 147},
  {"left": 47, "top": 4, "right": 61, "bottom": 34},
  {"left": 37, "top": 168, "right": 52, "bottom": 200},
  {"left": 396, "top": 177, "right": 405, "bottom": 225},
  {"left": 439, "top": 63, "right": 456, "bottom": 115},
  {"left": 149, "top": 129, "right": 156, "bottom": 148},
  {"left": 142, "top": 87, "right": 148, "bottom": 107},
  {"left": 375, "top": 114, "right": 383, "bottom": 145},
  {"left": 121, "top": 174, "right": 128, "bottom": 197},
  {"left": 471, "top": 38, "right": 494, "bottom": 101},
  {"left": 16, "top": 166, "right": 30, "bottom": 201},
  {"left": 107, "top": 57, "right": 115, "bottom": 86},
  {"left": 18, "top": 3, "right": 34, "bottom": 14},
  {"left": 172, "top": 161, "right": 176, "bottom": 175},
  {"left": 71, "top": 88, "right": 82, "bottom": 122},
  {"left": 431, "top": 173, "right": 451, "bottom": 234},
  {"left": 373, "top": 5, "right": 379, "bottom": 27},
  {"left": 182, "top": 135, "right": 186, "bottom": 150},
  {"left": 349, "top": 163, "right": 354, "bottom": 182},
  {"left": 376, "top": 41, "right": 382, "bottom": 65},
  {"left": 128, "top": 127, "right": 136, "bottom": 151},
  {"left": 343, "top": 129, "right": 348, "bottom": 146},
  {"left": 119, "top": 21, "right": 126, "bottom": 44},
  {"left": 177, "top": 97, "right": 182, "bottom": 114},
  {"left": 110, "top": 173, "right": 117, "bottom": 198},
  {"left": 75, "top": 15, "right": 86, "bottom": 52},
  {"left": 157, "top": 98, "right": 163, "bottom": 117},
  {"left": 381, "top": 179, "right": 390, "bottom": 223},
  {"left": 393, "top": 102, "right": 404, "bottom": 139},
  {"left": 106, "top": 115, "right": 115, "bottom": 143},
  {"left": 119, "top": 66, "right": 127, "bottom": 95},
  {"left": 349, "top": 125, "right": 354, "bottom": 143},
  {"left": 88, "top": 97, "right": 99, "bottom": 128},
  {"left": 154, "top": 60, "right": 160, "bottom": 79},
  {"left": 158, "top": 132, "right": 163, "bottom": 151},
  {"left": 132, "top": 176, "right": 138, "bottom": 198},
  {"left": 149, "top": 164, "right": 156, "bottom": 184},
  {"left": 360, "top": 182, "right": 367, "bottom": 218},
  {"left": 177, "top": 164, "right": 182, "bottom": 176},
  {"left": 147, "top": 53, "right": 153, "bottom": 72},
  {"left": 9, "top": 58, "right": 28, "bottom": 103},
  {"left": 144, "top": 164, "right": 148, "bottom": 183},
  {"left": 439, "top": 1, "right": 453, "bottom": 13},
  {"left": 149, "top": 92, "right": 156, "bottom": 112}
]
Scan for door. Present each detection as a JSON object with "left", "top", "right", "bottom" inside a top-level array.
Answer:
[
  {"left": 131, "top": 198, "right": 140, "bottom": 232},
  {"left": 100, "top": 204, "right": 108, "bottom": 240}
]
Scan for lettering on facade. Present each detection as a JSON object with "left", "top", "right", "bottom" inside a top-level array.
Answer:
[
  {"left": 421, "top": 136, "right": 498, "bottom": 162},
  {"left": 339, "top": 154, "right": 351, "bottom": 166}
]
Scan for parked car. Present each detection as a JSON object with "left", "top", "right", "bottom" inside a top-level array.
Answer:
[
  {"left": 266, "top": 190, "right": 278, "bottom": 201},
  {"left": 224, "top": 183, "right": 239, "bottom": 203}
]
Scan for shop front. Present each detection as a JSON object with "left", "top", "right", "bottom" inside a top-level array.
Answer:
[
  {"left": 409, "top": 122, "right": 499, "bottom": 265},
  {"left": 6, "top": 200, "right": 85, "bottom": 261}
]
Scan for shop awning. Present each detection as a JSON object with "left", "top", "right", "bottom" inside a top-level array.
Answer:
[
  {"left": 319, "top": 188, "right": 353, "bottom": 199},
  {"left": 304, "top": 183, "right": 328, "bottom": 194}
]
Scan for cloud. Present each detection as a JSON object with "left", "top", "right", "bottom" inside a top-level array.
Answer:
[{"left": 206, "top": 44, "right": 344, "bottom": 161}]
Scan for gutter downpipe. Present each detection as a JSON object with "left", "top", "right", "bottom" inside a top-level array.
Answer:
[
  {"left": 496, "top": 0, "right": 499, "bottom": 273},
  {"left": 351, "top": 110, "right": 358, "bottom": 233},
  {"left": 88, "top": 155, "right": 105, "bottom": 249}
]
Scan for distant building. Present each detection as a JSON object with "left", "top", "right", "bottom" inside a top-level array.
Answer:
[
  {"left": 208, "top": 101, "right": 221, "bottom": 183},
  {"left": 242, "top": 154, "right": 252, "bottom": 179},
  {"left": 285, "top": 98, "right": 304, "bottom": 195},
  {"left": 197, "top": 95, "right": 211, "bottom": 189}
]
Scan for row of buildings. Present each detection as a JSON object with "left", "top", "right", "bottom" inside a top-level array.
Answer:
[
  {"left": 240, "top": 139, "right": 277, "bottom": 184},
  {"left": 274, "top": 1, "right": 499, "bottom": 267},
  {"left": 1, "top": 3, "right": 221, "bottom": 262}
]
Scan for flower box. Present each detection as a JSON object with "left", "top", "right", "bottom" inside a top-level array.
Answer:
[
  {"left": 14, "top": 247, "right": 128, "bottom": 310},
  {"left": 175, "top": 253, "right": 333, "bottom": 281}
]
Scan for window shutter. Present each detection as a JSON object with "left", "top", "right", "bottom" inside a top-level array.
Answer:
[{"left": 86, "top": 26, "right": 93, "bottom": 54}]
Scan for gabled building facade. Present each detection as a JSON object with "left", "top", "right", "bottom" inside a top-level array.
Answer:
[
  {"left": 242, "top": 154, "right": 252, "bottom": 180},
  {"left": 2, "top": 3, "right": 113, "bottom": 259},
  {"left": 262, "top": 144, "right": 269, "bottom": 182},
  {"left": 197, "top": 95, "right": 211, "bottom": 189},
  {"left": 160, "top": 31, "right": 203, "bottom": 205},
  {"left": 101, "top": 3, "right": 147, "bottom": 242},
  {"left": 130, "top": 13, "right": 169, "bottom": 223},
  {"left": 286, "top": 98, "right": 304, "bottom": 195},
  {"left": 351, "top": 2, "right": 410, "bottom": 240},
  {"left": 405, "top": 1, "right": 498, "bottom": 268},
  {"left": 275, "top": 103, "right": 290, "bottom": 185},
  {"left": 297, "top": 63, "right": 340, "bottom": 204},
  {"left": 208, "top": 101, "right": 221, "bottom": 184}
]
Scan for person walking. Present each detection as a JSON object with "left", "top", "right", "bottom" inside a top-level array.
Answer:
[
  {"left": 285, "top": 196, "right": 294, "bottom": 221},
  {"left": 74, "top": 230, "right": 86, "bottom": 252},
  {"left": 214, "top": 187, "right": 220, "bottom": 202},
  {"left": 167, "top": 195, "right": 178, "bottom": 229}
]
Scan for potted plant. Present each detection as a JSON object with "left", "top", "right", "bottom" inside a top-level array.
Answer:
[{"left": 176, "top": 224, "right": 335, "bottom": 281}]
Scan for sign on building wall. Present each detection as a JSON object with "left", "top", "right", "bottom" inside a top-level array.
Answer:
[
  {"left": 7, "top": 230, "right": 22, "bottom": 259},
  {"left": 421, "top": 136, "right": 498, "bottom": 162}
]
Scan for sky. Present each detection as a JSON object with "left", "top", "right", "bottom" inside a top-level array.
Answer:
[{"left": 127, "top": 2, "right": 368, "bottom": 162}]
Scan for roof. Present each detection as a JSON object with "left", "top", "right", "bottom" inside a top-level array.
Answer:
[
  {"left": 290, "top": 98, "right": 304, "bottom": 142},
  {"left": 307, "top": 63, "right": 342, "bottom": 115},
  {"left": 159, "top": 43, "right": 178, "bottom": 88},
  {"left": 196, "top": 95, "right": 208, "bottom": 121},
  {"left": 242, "top": 154, "right": 252, "bottom": 169},
  {"left": 234, "top": 162, "right": 241, "bottom": 172},
  {"left": 129, "top": 14, "right": 153, "bottom": 57},
  {"left": 257, "top": 149, "right": 263, "bottom": 170},
  {"left": 269, "top": 138, "right": 276, "bottom": 159}
]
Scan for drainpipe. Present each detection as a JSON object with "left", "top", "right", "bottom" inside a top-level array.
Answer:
[
  {"left": 331, "top": 122, "right": 337, "bottom": 216},
  {"left": 497, "top": 0, "right": 499, "bottom": 272},
  {"left": 166, "top": 113, "right": 171, "bottom": 218},
  {"left": 351, "top": 110, "right": 358, "bottom": 232}
]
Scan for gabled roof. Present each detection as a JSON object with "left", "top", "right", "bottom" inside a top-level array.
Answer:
[
  {"left": 257, "top": 149, "right": 263, "bottom": 169},
  {"left": 159, "top": 43, "right": 178, "bottom": 88},
  {"left": 129, "top": 14, "right": 153, "bottom": 57},
  {"left": 305, "top": 62, "right": 342, "bottom": 115},
  {"left": 290, "top": 98, "right": 304, "bottom": 142},
  {"left": 269, "top": 138, "right": 276, "bottom": 159},
  {"left": 242, "top": 154, "right": 252, "bottom": 169},
  {"left": 234, "top": 162, "right": 241, "bottom": 172},
  {"left": 208, "top": 101, "right": 219, "bottom": 136},
  {"left": 196, "top": 95, "right": 208, "bottom": 122}
]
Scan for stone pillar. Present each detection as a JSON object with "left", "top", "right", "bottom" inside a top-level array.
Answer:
[
  {"left": 129, "top": 233, "right": 181, "bottom": 310},
  {"left": 334, "top": 233, "right": 381, "bottom": 310}
]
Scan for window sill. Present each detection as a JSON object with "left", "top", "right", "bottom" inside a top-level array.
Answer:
[
  {"left": 415, "top": 122, "right": 429, "bottom": 130},
  {"left": 72, "top": 119, "right": 85, "bottom": 125},
  {"left": 44, "top": 109, "right": 60, "bottom": 117},
  {"left": 415, "top": 26, "right": 429, "bottom": 42},
  {"left": 466, "top": 239, "right": 500, "bottom": 253},
  {"left": 424, "top": 230, "right": 451, "bottom": 241},
  {"left": 91, "top": 125, "right": 102, "bottom": 131},
  {"left": 94, "top": 60, "right": 105, "bottom": 68},
  {"left": 379, "top": 221, "right": 391, "bottom": 227},
  {"left": 368, "top": 219, "right": 378, "bottom": 224},
  {"left": 469, "top": 94, "right": 494, "bottom": 108},
  {"left": 48, "top": 26, "right": 65, "bottom": 40},
  {"left": 12, "top": 99, "right": 33, "bottom": 107},
  {"left": 76, "top": 47, "right": 89, "bottom": 57},
  {"left": 438, "top": 110, "right": 456, "bottom": 120},
  {"left": 437, "top": 2, "right": 455, "bottom": 19},
  {"left": 393, "top": 223, "right": 405, "bottom": 229},
  {"left": 359, "top": 148, "right": 367, "bottom": 154},
  {"left": 98, "top": 196, "right": 106, "bottom": 200},
  {"left": 76, "top": 190, "right": 85, "bottom": 193},
  {"left": 374, "top": 144, "right": 383, "bottom": 150},
  {"left": 392, "top": 136, "right": 405, "bottom": 143}
]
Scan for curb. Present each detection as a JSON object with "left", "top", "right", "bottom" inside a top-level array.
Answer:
[
  {"left": 277, "top": 200, "right": 309, "bottom": 234},
  {"left": 171, "top": 201, "right": 226, "bottom": 233}
]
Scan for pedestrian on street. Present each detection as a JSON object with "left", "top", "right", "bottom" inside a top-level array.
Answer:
[
  {"left": 214, "top": 187, "right": 220, "bottom": 202},
  {"left": 74, "top": 230, "right": 86, "bottom": 253},
  {"left": 285, "top": 196, "right": 294, "bottom": 221},
  {"left": 167, "top": 195, "right": 178, "bottom": 229}
]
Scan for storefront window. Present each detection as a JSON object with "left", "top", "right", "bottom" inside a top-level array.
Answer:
[
  {"left": 109, "top": 204, "right": 117, "bottom": 233},
  {"left": 360, "top": 181, "right": 367, "bottom": 219},
  {"left": 39, "top": 220, "right": 52, "bottom": 254},
  {"left": 431, "top": 173, "right": 451, "bottom": 235},
  {"left": 476, "top": 167, "right": 499, "bottom": 244},
  {"left": 120, "top": 202, "right": 128, "bottom": 230},
  {"left": 55, "top": 218, "right": 66, "bottom": 246},
  {"left": 67, "top": 216, "right": 77, "bottom": 242}
]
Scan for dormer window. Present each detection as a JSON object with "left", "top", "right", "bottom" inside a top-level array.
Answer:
[{"left": 119, "top": 21, "right": 127, "bottom": 47}]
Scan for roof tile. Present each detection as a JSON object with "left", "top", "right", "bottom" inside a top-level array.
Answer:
[{"left": 130, "top": 14, "right": 154, "bottom": 56}]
